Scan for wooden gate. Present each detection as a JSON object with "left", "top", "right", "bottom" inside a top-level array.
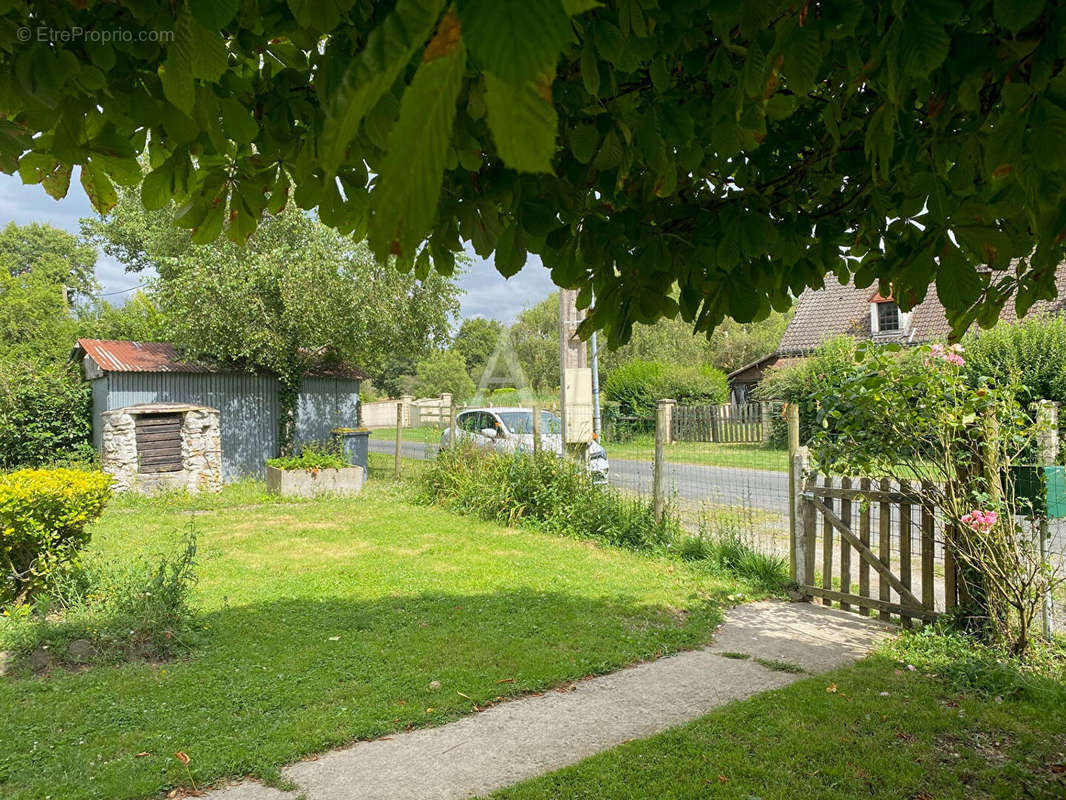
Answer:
[
  {"left": 672, "top": 402, "right": 772, "bottom": 444},
  {"left": 793, "top": 471, "right": 955, "bottom": 626}
]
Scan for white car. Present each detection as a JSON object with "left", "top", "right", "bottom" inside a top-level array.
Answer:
[{"left": 440, "top": 407, "right": 609, "bottom": 484}]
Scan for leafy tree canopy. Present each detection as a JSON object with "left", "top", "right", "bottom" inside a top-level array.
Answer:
[
  {"left": 88, "top": 193, "right": 461, "bottom": 381},
  {"left": 453, "top": 316, "right": 505, "bottom": 377},
  {"left": 4, "top": 1, "right": 1064, "bottom": 343},
  {"left": 0, "top": 266, "right": 76, "bottom": 362},
  {"left": 413, "top": 349, "right": 476, "bottom": 403},
  {"left": 0, "top": 221, "right": 97, "bottom": 299}
]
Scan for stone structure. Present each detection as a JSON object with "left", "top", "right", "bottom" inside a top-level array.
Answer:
[{"left": 101, "top": 403, "right": 222, "bottom": 494}]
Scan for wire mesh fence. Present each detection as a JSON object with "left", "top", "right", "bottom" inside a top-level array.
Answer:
[{"left": 366, "top": 394, "right": 1065, "bottom": 632}]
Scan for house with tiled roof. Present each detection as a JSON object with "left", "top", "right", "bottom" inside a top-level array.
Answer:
[{"left": 727, "top": 271, "right": 1066, "bottom": 403}]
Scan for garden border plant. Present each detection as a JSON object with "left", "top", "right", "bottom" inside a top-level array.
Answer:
[
  {"left": 0, "top": 467, "right": 112, "bottom": 607},
  {"left": 813, "top": 341, "right": 1064, "bottom": 654}
]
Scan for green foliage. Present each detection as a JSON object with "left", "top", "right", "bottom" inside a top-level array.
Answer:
[
  {"left": 0, "top": 221, "right": 97, "bottom": 299},
  {"left": 414, "top": 349, "right": 476, "bottom": 402},
  {"left": 4, "top": 2, "right": 1062, "bottom": 345},
  {"left": 266, "top": 442, "right": 349, "bottom": 471},
  {"left": 0, "top": 359, "right": 94, "bottom": 469},
  {"left": 810, "top": 341, "right": 1058, "bottom": 654},
  {"left": 683, "top": 520, "right": 788, "bottom": 594},
  {"left": 0, "top": 468, "right": 112, "bottom": 606},
  {"left": 453, "top": 317, "right": 505, "bottom": 377},
  {"left": 422, "top": 444, "right": 680, "bottom": 551},
  {"left": 604, "top": 359, "right": 727, "bottom": 417},
  {"left": 962, "top": 314, "right": 1066, "bottom": 405},
  {"left": 0, "top": 268, "right": 78, "bottom": 363},
  {"left": 885, "top": 622, "right": 1066, "bottom": 703},
  {"left": 510, "top": 292, "right": 559, "bottom": 393},
  {"left": 75, "top": 291, "right": 170, "bottom": 343},
  {"left": 88, "top": 195, "right": 460, "bottom": 450},
  {"left": 1, "top": 532, "right": 200, "bottom": 670},
  {"left": 756, "top": 337, "right": 859, "bottom": 445}
]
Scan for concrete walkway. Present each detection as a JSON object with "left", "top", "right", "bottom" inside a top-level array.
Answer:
[{"left": 206, "top": 601, "right": 892, "bottom": 800}]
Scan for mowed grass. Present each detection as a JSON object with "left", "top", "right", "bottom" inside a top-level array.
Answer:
[
  {"left": 0, "top": 481, "right": 738, "bottom": 800},
  {"left": 605, "top": 435, "right": 788, "bottom": 472},
  {"left": 489, "top": 655, "right": 1066, "bottom": 800},
  {"left": 371, "top": 425, "right": 443, "bottom": 446}
]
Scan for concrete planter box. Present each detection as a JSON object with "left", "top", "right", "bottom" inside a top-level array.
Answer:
[{"left": 265, "top": 464, "right": 365, "bottom": 497}]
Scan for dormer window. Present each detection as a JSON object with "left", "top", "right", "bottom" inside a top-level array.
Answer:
[
  {"left": 877, "top": 301, "right": 900, "bottom": 332},
  {"left": 869, "top": 291, "right": 911, "bottom": 337}
]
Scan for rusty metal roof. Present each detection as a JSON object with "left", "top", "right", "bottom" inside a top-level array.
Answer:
[
  {"left": 74, "top": 339, "right": 214, "bottom": 373},
  {"left": 73, "top": 339, "right": 369, "bottom": 381}
]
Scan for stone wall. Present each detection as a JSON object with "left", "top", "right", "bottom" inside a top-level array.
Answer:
[{"left": 101, "top": 404, "right": 222, "bottom": 494}]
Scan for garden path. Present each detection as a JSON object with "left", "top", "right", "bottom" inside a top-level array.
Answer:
[{"left": 204, "top": 600, "right": 891, "bottom": 800}]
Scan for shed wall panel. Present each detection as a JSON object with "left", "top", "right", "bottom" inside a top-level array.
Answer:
[
  {"left": 105, "top": 372, "right": 280, "bottom": 480},
  {"left": 96, "top": 372, "right": 358, "bottom": 480},
  {"left": 295, "top": 378, "right": 361, "bottom": 445}
]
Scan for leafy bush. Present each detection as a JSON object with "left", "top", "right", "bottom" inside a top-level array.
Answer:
[
  {"left": 962, "top": 313, "right": 1066, "bottom": 405},
  {"left": 756, "top": 337, "right": 859, "bottom": 445},
  {"left": 267, "top": 441, "right": 349, "bottom": 470},
  {"left": 0, "top": 532, "right": 200, "bottom": 670},
  {"left": 421, "top": 443, "right": 680, "bottom": 551},
  {"left": 0, "top": 468, "right": 112, "bottom": 606},
  {"left": 604, "top": 359, "right": 728, "bottom": 418},
  {"left": 0, "top": 358, "right": 95, "bottom": 469}
]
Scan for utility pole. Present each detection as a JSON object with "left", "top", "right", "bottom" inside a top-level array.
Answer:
[
  {"left": 589, "top": 293, "right": 602, "bottom": 438},
  {"left": 559, "top": 289, "right": 593, "bottom": 454}
]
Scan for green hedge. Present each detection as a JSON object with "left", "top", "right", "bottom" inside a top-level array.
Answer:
[
  {"left": 0, "top": 468, "right": 113, "bottom": 606},
  {"left": 0, "top": 359, "right": 95, "bottom": 469},
  {"left": 604, "top": 359, "right": 728, "bottom": 417},
  {"left": 962, "top": 313, "right": 1066, "bottom": 405}
]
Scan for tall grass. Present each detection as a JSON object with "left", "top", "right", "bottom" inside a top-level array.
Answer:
[{"left": 422, "top": 443, "right": 677, "bottom": 551}]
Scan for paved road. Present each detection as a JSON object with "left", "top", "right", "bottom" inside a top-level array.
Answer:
[{"left": 368, "top": 438, "right": 792, "bottom": 514}]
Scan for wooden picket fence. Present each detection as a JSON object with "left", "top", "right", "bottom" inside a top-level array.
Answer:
[
  {"left": 672, "top": 402, "right": 772, "bottom": 444},
  {"left": 793, "top": 470, "right": 956, "bottom": 626}
]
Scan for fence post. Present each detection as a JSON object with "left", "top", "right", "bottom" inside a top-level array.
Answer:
[
  {"left": 532, "top": 402, "right": 541, "bottom": 455},
  {"left": 653, "top": 399, "right": 672, "bottom": 522},
  {"left": 449, "top": 400, "right": 457, "bottom": 449},
  {"left": 663, "top": 399, "right": 675, "bottom": 444},
  {"left": 787, "top": 404, "right": 801, "bottom": 581},
  {"left": 794, "top": 448, "right": 812, "bottom": 593},
  {"left": 1034, "top": 400, "right": 1058, "bottom": 638},
  {"left": 760, "top": 401, "right": 771, "bottom": 445},
  {"left": 394, "top": 403, "right": 403, "bottom": 479}
]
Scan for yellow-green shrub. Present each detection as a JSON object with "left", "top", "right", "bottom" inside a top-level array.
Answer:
[{"left": 0, "top": 468, "right": 112, "bottom": 606}]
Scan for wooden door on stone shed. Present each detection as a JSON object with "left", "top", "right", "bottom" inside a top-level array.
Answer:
[{"left": 135, "top": 413, "right": 183, "bottom": 473}]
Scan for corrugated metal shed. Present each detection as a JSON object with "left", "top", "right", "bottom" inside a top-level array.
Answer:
[
  {"left": 79, "top": 340, "right": 363, "bottom": 481},
  {"left": 74, "top": 339, "right": 214, "bottom": 373}
]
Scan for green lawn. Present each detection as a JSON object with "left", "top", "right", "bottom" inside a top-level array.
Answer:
[
  {"left": 371, "top": 427, "right": 790, "bottom": 472},
  {"left": 371, "top": 425, "right": 443, "bottom": 446},
  {"left": 0, "top": 480, "right": 739, "bottom": 800},
  {"left": 606, "top": 435, "right": 788, "bottom": 471},
  {"left": 490, "top": 654, "right": 1066, "bottom": 800}
]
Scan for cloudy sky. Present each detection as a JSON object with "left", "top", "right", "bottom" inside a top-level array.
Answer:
[{"left": 0, "top": 172, "right": 555, "bottom": 324}]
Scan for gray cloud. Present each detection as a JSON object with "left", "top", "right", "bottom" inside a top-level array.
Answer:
[{"left": 457, "top": 246, "right": 556, "bottom": 323}]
